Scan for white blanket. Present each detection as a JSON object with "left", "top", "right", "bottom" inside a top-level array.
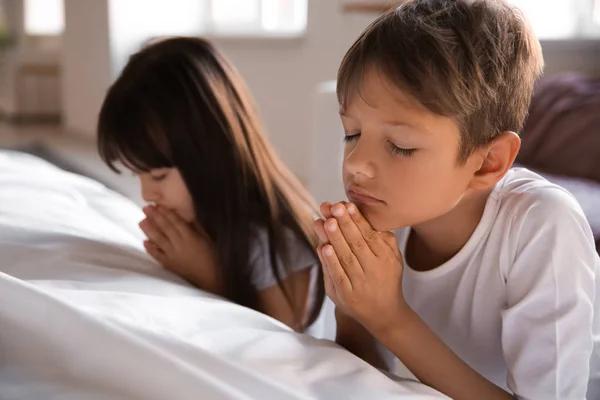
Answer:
[{"left": 0, "top": 151, "right": 447, "bottom": 400}]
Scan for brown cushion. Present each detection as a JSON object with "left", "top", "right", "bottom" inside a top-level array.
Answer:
[{"left": 518, "top": 74, "right": 600, "bottom": 183}]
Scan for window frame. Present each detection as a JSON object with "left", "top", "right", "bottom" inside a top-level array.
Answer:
[
  {"left": 508, "top": 0, "right": 600, "bottom": 40},
  {"left": 23, "top": 0, "right": 65, "bottom": 38},
  {"left": 202, "top": 0, "right": 308, "bottom": 39}
]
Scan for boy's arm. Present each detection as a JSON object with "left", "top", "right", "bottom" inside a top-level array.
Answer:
[
  {"left": 337, "top": 306, "right": 515, "bottom": 399},
  {"left": 372, "top": 305, "right": 516, "bottom": 400},
  {"left": 319, "top": 202, "right": 515, "bottom": 400},
  {"left": 497, "top": 190, "right": 597, "bottom": 400}
]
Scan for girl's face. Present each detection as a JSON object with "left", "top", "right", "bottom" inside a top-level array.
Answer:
[{"left": 138, "top": 168, "right": 195, "bottom": 223}]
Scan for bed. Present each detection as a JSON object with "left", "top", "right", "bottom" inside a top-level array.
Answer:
[{"left": 0, "top": 150, "right": 447, "bottom": 400}]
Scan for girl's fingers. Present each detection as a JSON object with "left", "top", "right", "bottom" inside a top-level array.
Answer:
[
  {"left": 155, "top": 206, "right": 190, "bottom": 237},
  {"left": 139, "top": 218, "right": 170, "bottom": 250},
  {"left": 144, "top": 240, "right": 167, "bottom": 265},
  {"left": 145, "top": 206, "right": 180, "bottom": 242}
]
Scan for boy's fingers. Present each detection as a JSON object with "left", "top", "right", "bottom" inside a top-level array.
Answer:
[
  {"left": 330, "top": 202, "right": 372, "bottom": 264},
  {"left": 320, "top": 202, "right": 333, "bottom": 219},
  {"left": 345, "top": 203, "right": 387, "bottom": 256},
  {"left": 318, "top": 245, "right": 336, "bottom": 301},
  {"left": 322, "top": 244, "right": 352, "bottom": 296},
  {"left": 323, "top": 218, "right": 364, "bottom": 279},
  {"left": 317, "top": 244, "right": 325, "bottom": 266},
  {"left": 381, "top": 231, "right": 401, "bottom": 257},
  {"left": 313, "top": 219, "right": 329, "bottom": 244},
  {"left": 319, "top": 245, "right": 344, "bottom": 305},
  {"left": 320, "top": 201, "right": 347, "bottom": 219}
]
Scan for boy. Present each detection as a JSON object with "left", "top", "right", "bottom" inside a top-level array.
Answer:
[{"left": 314, "top": 1, "right": 600, "bottom": 399}]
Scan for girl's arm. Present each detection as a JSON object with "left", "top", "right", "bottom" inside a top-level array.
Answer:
[
  {"left": 335, "top": 308, "right": 388, "bottom": 370},
  {"left": 257, "top": 267, "right": 311, "bottom": 331}
]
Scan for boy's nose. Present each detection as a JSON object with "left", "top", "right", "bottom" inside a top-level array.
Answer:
[{"left": 344, "top": 142, "right": 376, "bottom": 180}]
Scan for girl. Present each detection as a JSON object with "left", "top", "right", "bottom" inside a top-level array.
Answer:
[{"left": 97, "top": 37, "right": 324, "bottom": 332}]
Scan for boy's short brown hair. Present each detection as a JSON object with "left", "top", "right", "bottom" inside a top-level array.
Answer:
[{"left": 337, "top": 0, "right": 544, "bottom": 161}]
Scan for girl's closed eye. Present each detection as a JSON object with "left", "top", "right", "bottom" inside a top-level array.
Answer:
[{"left": 150, "top": 171, "right": 168, "bottom": 181}]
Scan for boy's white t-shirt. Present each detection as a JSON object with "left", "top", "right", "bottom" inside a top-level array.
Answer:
[{"left": 386, "top": 168, "right": 600, "bottom": 400}]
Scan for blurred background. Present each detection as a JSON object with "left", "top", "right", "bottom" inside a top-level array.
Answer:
[{"left": 0, "top": 0, "right": 599, "bottom": 209}]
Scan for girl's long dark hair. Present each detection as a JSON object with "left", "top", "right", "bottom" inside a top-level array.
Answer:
[{"left": 97, "top": 37, "right": 324, "bottom": 330}]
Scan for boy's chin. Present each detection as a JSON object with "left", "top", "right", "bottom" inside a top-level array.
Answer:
[
  {"left": 370, "top": 219, "right": 400, "bottom": 232},
  {"left": 357, "top": 206, "right": 400, "bottom": 232}
]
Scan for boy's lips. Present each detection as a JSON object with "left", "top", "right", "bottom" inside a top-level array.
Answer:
[{"left": 347, "top": 186, "right": 384, "bottom": 205}]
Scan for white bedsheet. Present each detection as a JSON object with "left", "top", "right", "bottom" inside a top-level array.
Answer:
[{"left": 0, "top": 151, "right": 447, "bottom": 400}]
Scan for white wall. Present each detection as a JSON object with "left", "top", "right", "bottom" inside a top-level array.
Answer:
[
  {"left": 61, "top": 0, "right": 111, "bottom": 136},
  {"left": 211, "top": 2, "right": 374, "bottom": 181},
  {"left": 58, "top": 0, "right": 600, "bottom": 183},
  {"left": 59, "top": 0, "right": 374, "bottom": 181},
  {"left": 62, "top": 0, "right": 207, "bottom": 137}
]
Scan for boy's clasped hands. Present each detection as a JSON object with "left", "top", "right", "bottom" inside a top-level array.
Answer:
[{"left": 314, "top": 202, "right": 410, "bottom": 335}]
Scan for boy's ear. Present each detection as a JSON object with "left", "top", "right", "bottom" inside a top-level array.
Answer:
[{"left": 468, "top": 131, "right": 521, "bottom": 191}]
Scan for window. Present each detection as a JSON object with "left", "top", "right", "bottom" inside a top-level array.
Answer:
[
  {"left": 508, "top": 0, "right": 600, "bottom": 39},
  {"left": 22, "top": 0, "right": 305, "bottom": 39},
  {"left": 206, "top": 0, "right": 307, "bottom": 36},
  {"left": 24, "top": 0, "right": 64, "bottom": 36}
]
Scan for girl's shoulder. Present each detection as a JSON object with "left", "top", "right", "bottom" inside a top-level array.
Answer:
[
  {"left": 248, "top": 225, "right": 317, "bottom": 290},
  {"left": 249, "top": 225, "right": 316, "bottom": 265}
]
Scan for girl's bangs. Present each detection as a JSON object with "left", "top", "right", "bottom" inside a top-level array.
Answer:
[{"left": 98, "top": 95, "right": 173, "bottom": 174}]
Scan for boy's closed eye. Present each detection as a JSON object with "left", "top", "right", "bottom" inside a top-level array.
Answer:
[
  {"left": 343, "top": 133, "right": 418, "bottom": 157},
  {"left": 388, "top": 142, "right": 417, "bottom": 157}
]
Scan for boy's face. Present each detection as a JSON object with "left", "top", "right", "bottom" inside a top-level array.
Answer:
[{"left": 340, "top": 68, "right": 484, "bottom": 231}]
